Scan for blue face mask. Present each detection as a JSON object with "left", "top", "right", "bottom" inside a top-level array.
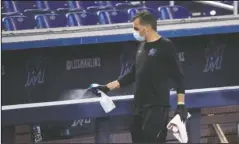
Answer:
[{"left": 133, "top": 29, "right": 145, "bottom": 41}]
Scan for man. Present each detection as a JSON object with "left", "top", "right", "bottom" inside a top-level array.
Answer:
[{"left": 93, "top": 11, "right": 188, "bottom": 143}]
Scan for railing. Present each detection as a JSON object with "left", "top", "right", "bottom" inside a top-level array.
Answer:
[
  {"left": 1, "top": 1, "right": 238, "bottom": 37},
  {"left": 169, "top": 1, "right": 175, "bottom": 6},
  {"left": 170, "top": 1, "right": 238, "bottom": 16},
  {"left": 193, "top": 1, "right": 238, "bottom": 15},
  {"left": 194, "top": 1, "right": 234, "bottom": 11}
]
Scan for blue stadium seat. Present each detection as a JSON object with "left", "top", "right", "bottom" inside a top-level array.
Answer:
[
  {"left": 97, "top": 10, "right": 129, "bottom": 24},
  {"left": 68, "top": 1, "right": 86, "bottom": 11},
  {"left": 128, "top": 7, "right": 161, "bottom": 21},
  {"left": 72, "top": 1, "right": 96, "bottom": 10},
  {"left": 16, "top": 1, "right": 37, "bottom": 12},
  {"left": 66, "top": 12, "right": 99, "bottom": 26},
  {"left": 112, "top": 1, "right": 143, "bottom": 10},
  {"left": 2, "top": 1, "right": 19, "bottom": 15},
  {"left": 87, "top": 6, "right": 115, "bottom": 13},
  {"left": 36, "top": 1, "right": 72, "bottom": 13},
  {"left": 69, "top": 1, "right": 105, "bottom": 12},
  {"left": 143, "top": 1, "right": 169, "bottom": 9},
  {"left": 2, "top": 15, "right": 35, "bottom": 31},
  {"left": 80, "top": 1, "right": 115, "bottom": 13},
  {"left": 35, "top": 14, "right": 67, "bottom": 29},
  {"left": 158, "top": 6, "right": 192, "bottom": 20},
  {"left": 68, "top": 1, "right": 104, "bottom": 12},
  {"left": 2, "top": 1, "right": 50, "bottom": 16},
  {"left": 95, "top": 1, "right": 114, "bottom": 7}
]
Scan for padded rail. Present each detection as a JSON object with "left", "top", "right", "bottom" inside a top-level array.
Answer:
[{"left": 2, "top": 86, "right": 239, "bottom": 125}]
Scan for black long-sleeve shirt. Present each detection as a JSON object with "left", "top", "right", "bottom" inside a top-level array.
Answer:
[{"left": 118, "top": 37, "right": 185, "bottom": 113}]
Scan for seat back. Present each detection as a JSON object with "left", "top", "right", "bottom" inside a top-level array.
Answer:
[
  {"left": 113, "top": 1, "right": 142, "bottom": 10},
  {"left": 68, "top": 1, "right": 83, "bottom": 9},
  {"left": 35, "top": 14, "right": 67, "bottom": 29},
  {"left": 128, "top": 7, "right": 160, "bottom": 21},
  {"left": 15, "top": 1, "right": 37, "bottom": 12},
  {"left": 95, "top": 1, "right": 113, "bottom": 7},
  {"left": 40, "top": 1, "right": 69, "bottom": 11},
  {"left": 97, "top": 10, "right": 129, "bottom": 24},
  {"left": 2, "top": 15, "right": 35, "bottom": 31},
  {"left": 2, "top": 1, "right": 19, "bottom": 13},
  {"left": 143, "top": 1, "right": 169, "bottom": 9},
  {"left": 66, "top": 12, "right": 98, "bottom": 26},
  {"left": 36, "top": 1, "right": 50, "bottom": 10},
  {"left": 86, "top": 1, "right": 115, "bottom": 13},
  {"left": 159, "top": 5, "right": 192, "bottom": 20},
  {"left": 73, "top": 1, "right": 96, "bottom": 10}
]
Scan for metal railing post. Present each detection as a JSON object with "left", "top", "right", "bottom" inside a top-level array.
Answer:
[
  {"left": 233, "top": 1, "right": 238, "bottom": 15},
  {"left": 169, "top": 1, "right": 175, "bottom": 6},
  {"left": 213, "top": 124, "right": 229, "bottom": 143}
]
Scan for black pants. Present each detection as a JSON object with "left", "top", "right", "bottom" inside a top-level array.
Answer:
[{"left": 130, "top": 106, "right": 169, "bottom": 143}]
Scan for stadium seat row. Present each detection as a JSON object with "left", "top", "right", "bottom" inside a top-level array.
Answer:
[
  {"left": 2, "top": 1, "right": 235, "bottom": 16},
  {"left": 2, "top": 1, "right": 167, "bottom": 15},
  {"left": 2, "top": 6, "right": 192, "bottom": 31},
  {"left": 2, "top": 1, "right": 236, "bottom": 31}
]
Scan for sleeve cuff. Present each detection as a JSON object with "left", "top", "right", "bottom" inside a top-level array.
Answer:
[{"left": 117, "top": 77, "right": 125, "bottom": 87}]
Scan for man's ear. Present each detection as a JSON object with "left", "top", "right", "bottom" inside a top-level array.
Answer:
[{"left": 145, "top": 25, "right": 151, "bottom": 32}]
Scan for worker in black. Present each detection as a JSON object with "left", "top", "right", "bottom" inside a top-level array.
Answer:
[{"left": 93, "top": 11, "right": 188, "bottom": 143}]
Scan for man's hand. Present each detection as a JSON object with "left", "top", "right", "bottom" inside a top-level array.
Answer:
[
  {"left": 96, "top": 85, "right": 110, "bottom": 93},
  {"left": 89, "top": 81, "right": 120, "bottom": 96},
  {"left": 174, "top": 104, "right": 188, "bottom": 122},
  {"left": 89, "top": 84, "right": 110, "bottom": 94},
  {"left": 174, "top": 93, "right": 188, "bottom": 122},
  {"left": 106, "top": 80, "right": 120, "bottom": 90}
]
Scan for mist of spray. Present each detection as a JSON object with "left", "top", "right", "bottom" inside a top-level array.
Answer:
[{"left": 60, "top": 88, "right": 98, "bottom": 100}]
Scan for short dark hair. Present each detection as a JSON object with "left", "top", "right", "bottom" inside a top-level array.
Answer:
[{"left": 132, "top": 11, "right": 157, "bottom": 31}]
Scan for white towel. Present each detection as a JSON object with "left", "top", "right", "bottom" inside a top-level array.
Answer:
[{"left": 167, "top": 113, "right": 191, "bottom": 143}]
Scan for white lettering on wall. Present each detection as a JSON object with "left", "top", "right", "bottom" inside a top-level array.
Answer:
[
  {"left": 71, "top": 118, "right": 91, "bottom": 127},
  {"left": 66, "top": 57, "right": 101, "bottom": 70},
  {"left": 25, "top": 57, "right": 47, "bottom": 87},
  {"left": 203, "top": 41, "right": 225, "bottom": 73}
]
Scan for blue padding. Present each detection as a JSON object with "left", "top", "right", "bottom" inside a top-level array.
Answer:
[
  {"left": 2, "top": 25, "right": 239, "bottom": 50},
  {"left": 2, "top": 88, "right": 239, "bottom": 126}
]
